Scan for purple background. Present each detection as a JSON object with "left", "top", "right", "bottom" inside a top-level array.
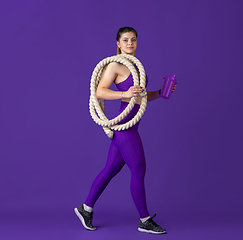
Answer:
[{"left": 1, "top": 0, "right": 243, "bottom": 239}]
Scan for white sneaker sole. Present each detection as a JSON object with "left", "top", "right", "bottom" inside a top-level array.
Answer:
[
  {"left": 74, "top": 208, "right": 96, "bottom": 231},
  {"left": 138, "top": 227, "right": 166, "bottom": 234}
]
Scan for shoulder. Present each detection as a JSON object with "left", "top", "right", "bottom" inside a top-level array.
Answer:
[
  {"left": 105, "top": 62, "right": 123, "bottom": 73},
  {"left": 106, "top": 61, "right": 130, "bottom": 78},
  {"left": 100, "top": 62, "right": 121, "bottom": 81}
]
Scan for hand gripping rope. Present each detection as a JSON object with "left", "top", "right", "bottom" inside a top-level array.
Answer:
[{"left": 89, "top": 54, "right": 147, "bottom": 138}]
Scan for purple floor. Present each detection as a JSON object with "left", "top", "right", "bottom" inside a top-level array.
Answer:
[{"left": 1, "top": 207, "right": 242, "bottom": 240}]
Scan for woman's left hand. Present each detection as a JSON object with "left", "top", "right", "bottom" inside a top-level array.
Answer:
[
  {"left": 172, "top": 82, "right": 177, "bottom": 93},
  {"left": 163, "top": 78, "right": 177, "bottom": 93}
]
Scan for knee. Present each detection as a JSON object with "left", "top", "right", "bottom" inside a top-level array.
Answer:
[{"left": 104, "top": 163, "right": 124, "bottom": 178}]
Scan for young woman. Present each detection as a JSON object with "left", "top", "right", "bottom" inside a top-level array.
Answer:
[{"left": 74, "top": 26, "right": 176, "bottom": 234}]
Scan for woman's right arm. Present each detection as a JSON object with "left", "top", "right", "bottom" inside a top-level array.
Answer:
[
  {"left": 96, "top": 63, "right": 122, "bottom": 100},
  {"left": 96, "top": 62, "right": 142, "bottom": 100}
]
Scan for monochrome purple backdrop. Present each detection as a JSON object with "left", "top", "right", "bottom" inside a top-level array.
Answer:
[{"left": 0, "top": 0, "right": 243, "bottom": 239}]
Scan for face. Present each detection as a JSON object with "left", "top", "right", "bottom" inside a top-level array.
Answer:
[{"left": 117, "top": 32, "right": 137, "bottom": 56}]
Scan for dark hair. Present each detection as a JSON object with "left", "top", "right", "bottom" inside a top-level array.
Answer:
[{"left": 116, "top": 27, "right": 138, "bottom": 54}]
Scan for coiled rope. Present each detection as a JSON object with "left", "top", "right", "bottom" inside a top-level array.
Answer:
[{"left": 89, "top": 54, "right": 147, "bottom": 138}]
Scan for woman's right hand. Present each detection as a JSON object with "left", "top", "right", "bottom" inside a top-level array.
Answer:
[{"left": 123, "top": 85, "right": 143, "bottom": 98}]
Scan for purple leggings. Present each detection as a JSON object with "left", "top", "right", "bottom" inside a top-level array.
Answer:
[{"left": 85, "top": 102, "right": 149, "bottom": 218}]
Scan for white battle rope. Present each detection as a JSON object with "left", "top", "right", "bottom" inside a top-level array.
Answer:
[{"left": 89, "top": 54, "right": 147, "bottom": 138}]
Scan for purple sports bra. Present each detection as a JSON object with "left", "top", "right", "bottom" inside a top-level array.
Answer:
[{"left": 115, "top": 73, "right": 148, "bottom": 91}]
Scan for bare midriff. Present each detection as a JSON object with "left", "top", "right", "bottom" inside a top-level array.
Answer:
[{"left": 122, "top": 96, "right": 142, "bottom": 105}]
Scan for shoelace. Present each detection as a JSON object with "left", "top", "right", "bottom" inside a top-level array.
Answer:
[
  {"left": 81, "top": 206, "right": 94, "bottom": 225},
  {"left": 147, "top": 214, "right": 159, "bottom": 227},
  {"left": 150, "top": 214, "right": 157, "bottom": 219},
  {"left": 87, "top": 211, "right": 93, "bottom": 224}
]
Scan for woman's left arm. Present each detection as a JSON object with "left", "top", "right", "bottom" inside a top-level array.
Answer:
[{"left": 147, "top": 90, "right": 160, "bottom": 101}]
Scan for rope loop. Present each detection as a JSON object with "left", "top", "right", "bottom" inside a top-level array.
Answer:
[{"left": 89, "top": 54, "right": 147, "bottom": 138}]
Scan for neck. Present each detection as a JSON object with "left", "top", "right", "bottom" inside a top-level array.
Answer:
[{"left": 120, "top": 52, "right": 136, "bottom": 56}]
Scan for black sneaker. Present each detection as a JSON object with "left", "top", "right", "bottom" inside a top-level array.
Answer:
[
  {"left": 74, "top": 204, "right": 97, "bottom": 231},
  {"left": 138, "top": 214, "right": 166, "bottom": 234}
]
